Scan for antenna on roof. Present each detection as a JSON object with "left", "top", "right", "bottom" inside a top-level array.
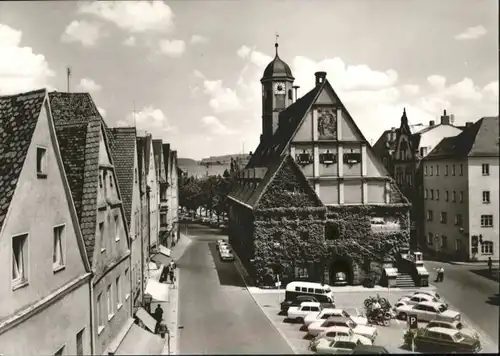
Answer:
[{"left": 66, "top": 67, "right": 71, "bottom": 93}]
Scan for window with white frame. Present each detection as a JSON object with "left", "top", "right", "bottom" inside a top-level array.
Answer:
[
  {"left": 454, "top": 214, "right": 462, "bottom": 226},
  {"left": 452, "top": 164, "right": 456, "bottom": 176},
  {"left": 445, "top": 191, "right": 449, "bottom": 201},
  {"left": 125, "top": 268, "right": 130, "bottom": 299},
  {"left": 428, "top": 233, "right": 433, "bottom": 246},
  {"left": 452, "top": 191, "right": 456, "bottom": 202},
  {"left": 481, "top": 215, "right": 493, "bottom": 227},
  {"left": 53, "top": 225, "right": 65, "bottom": 271},
  {"left": 483, "top": 191, "right": 490, "bottom": 203},
  {"left": 441, "top": 235, "right": 448, "bottom": 249},
  {"left": 424, "top": 189, "right": 428, "bottom": 199},
  {"left": 459, "top": 164, "right": 463, "bottom": 176},
  {"left": 36, "top": 146, "right": 47, "bottom": 177},
  {"left": 430, "top": 166, "right": 433, "bottom": 176},
  {"left": 445, "top": 165, "right": 449, "bottom": 176},
  {"left": 436, "top": 165, "right": 440, "bottom": 176},
  {"left": 107, "top": 284, "right": 113, "bottom": 319},
  {"left": 455, "top": 239, "right": 462, "bottom": 251},
  {"left": 424, "top": 166, "right": 428, "bottom": 175},
  {"left": 427, "top": 210, "right": 433, "bottom": 221},
  {"left": 116, "top": 276, "right": 122, "bottom": 308},
  {"left": 99, "top": 222, "right": 105, "bottom": 253},
  {"left": 481, "top": 241, "right": 494, "bottom": 254},
  {"left": 12, "top": 233, "right": 28, "bottom": 287},
  {"left": 482, "top": 163, "right": 490, "bottom": 176},
  {"left": 97, "top": 293, "right": 104, "bottom": 331},
  {"left": 459, "top": 191, "right": 464, "bottom": 203},
  {"left": 114, "top": 215, "right": 120, "bottom": 241},
  {"left": 430, "top": 189, "right": 434, "bottom": 200},
  {"left": 436, "top": 189, "right": 440, "bottom": 200},
  {"left": 440, "top": 212, "right": 447, "bottom": 224}
]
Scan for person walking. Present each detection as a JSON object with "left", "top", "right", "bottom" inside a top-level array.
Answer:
[
  {"left": 160, "top": 265, "right": 169, "bottom": 283},
  {"left": 169, "top": 268, "right": 175, "bottom": 286},
  {"left": 153, "top": 305, "right": 164, "bottom": 334},
  {"left": 488, "top": 257, "right": 493, "bottom": 276},
  {"left": 438, "top": 267, "right": 444, "bottom": 282}
]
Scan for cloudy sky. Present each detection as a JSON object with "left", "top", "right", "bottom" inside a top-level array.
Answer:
[{"left": 0, "top": 0, "right": 498, "bottom": 159}]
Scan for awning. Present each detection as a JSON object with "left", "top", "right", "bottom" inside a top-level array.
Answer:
[
  {"left": 145, "top": 279, "right": 169, "bottom": 302},
  {"left": 158, "top": 245, "right": 171, "bottom": 257},
  {"left": 135, "top": 307, "right": 157, "bottom": 332},
  {"left": 115, "top": 324, "right": 165, "bottom": 355}
]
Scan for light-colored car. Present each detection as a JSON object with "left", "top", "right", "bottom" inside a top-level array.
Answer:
[
  {"left": 308, "top": 316, "right": 377, "bottom": 342},
  {"left": 395, "top": 301, "right": 461, "bottom": 322},
  {"left": 403, "top": 290, "right": 442, "bottom": 301},
  {"left": 304, "top": 308, "right": 368, "bottom": 327},
  {"left": 311, "top": 326, "right": 373, "bottom": 346},
  {"left": 398, "top": 293, "right": 440, "bottom": 306},
  {"left": 220, "top": 250, "right": 234, "bottom": 261},
  {"left": 310, "top": 335, "right": 362, "bottom": 354},
  {"left": 287, "top": 302, "right": 322, "bottom": 322},
  {"left": 426, "top": 320, "right": 479, "bottom": 340},
  {"left": 216, "top": 240, "right": 228, "bottom": 250}
]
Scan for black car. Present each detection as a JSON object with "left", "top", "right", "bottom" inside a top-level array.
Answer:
[
  {"left": 280, "top": 295, "right": 335, "bottom": 312},
  {"left": 414, "top": 327, "right": 481, "bottom": 354}
]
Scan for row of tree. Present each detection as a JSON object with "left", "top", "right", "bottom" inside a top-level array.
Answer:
[{"left": 179, "top": 169, "right": 235, "bottom": 221}]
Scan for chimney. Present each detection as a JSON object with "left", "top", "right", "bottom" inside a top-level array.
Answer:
[
  {"left": 465, "top": 121, "right": 473, "bottom": 127},
  {"left": 249, "top": 151, "right": 253, "bottom": 156},
  {"left": 429, "top": 120, "right": 435, "bottom": 126},
  {"left": 441, "top": 109, "right": 450, "bottom": 125},
  {"left": 293, "top": 85, "right": 300, "bottom": 102},
  {"left": 315, "top": 71, "right": 327, "bottom": 86}
]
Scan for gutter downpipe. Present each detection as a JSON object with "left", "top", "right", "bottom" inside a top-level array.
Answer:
[{"left": 89, "top": 276, "right": 95, "bottom": 356}]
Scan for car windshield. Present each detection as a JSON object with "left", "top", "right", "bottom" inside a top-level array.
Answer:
[
  {"left": 438, "top": 304, "right": 448, "bottom": 312},
  {"left": 453, "top": 332, "right": 465, "bottom": 342}
]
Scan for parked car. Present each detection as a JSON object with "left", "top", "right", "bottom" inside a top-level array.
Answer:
[
  {"left": 308, "top": 316, "right": 378, "bottom": 342},
  {"left": 220, "top": 250, "right": 234, "bottom": 262},
  {"left": 398, "top": 293, "right": 440, "bottom": 306},
  {"left": 395, "top": 301, "right": 461, "bottom": 323},
  {"left": 304, "top": 308, "right": 368, "bottom": 327},
  {"left": 403, "top": 290, "right": 442, "bottom": 301},
  {"left": 426, "top": 320, "right": 479, "bottom": 340},
  {"left": 281, "top": 295, "right": 335, "bottom": 313},
  {"left": 310, "top": 335, "right": 362, "bottom": 354},
  {"left": 284, "top": 281, "right": 335, "bottom": 304},
  {"left": 350, "top": 345, "right": 418, "bottom": 354},
  {"left": 287, "top": 302, "right": 323, "bottom": 322},
  {"left": 414, "top": 327, "right": 481, "bottom": 353},
  {"left": 216, "top": 240, "right": 228, "bottom": 250},
  {"left": 311, "top": 326, "right": 372, "bottom": 347}
]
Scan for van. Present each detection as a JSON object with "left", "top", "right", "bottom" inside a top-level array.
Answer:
[{"left": 285, "top": 281, "right": 334, "bottom": 303}]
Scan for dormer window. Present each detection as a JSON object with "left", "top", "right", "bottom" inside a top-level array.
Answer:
[
  {"left": 109, "top": 172, "right": 113, "bottom": 187},
  {"left": 296, "top": 150, "right": 312, "bottom": 165},
  {"left": 36, "top": 146, "right": 47, "bottom": 178},
  {"left": 99, "top": 173, "right": 103, "bottom": 188},
  {"left": 319, "top": 151, "right": 337, "bottom": 165}
]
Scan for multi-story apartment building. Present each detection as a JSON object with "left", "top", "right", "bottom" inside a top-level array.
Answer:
[
  {"left": 153, "top": 140, "right": 169, "bottom": 247},
  {"left": 136, "top": 136, "right": 151, "bottom": 289},
  {"left": 423, "top": 117, "right": 499, "bottom": 261},
  {"left": 49, "top": 92, "right": 133, "bottom": 355},
  {"left": 0, "top": 90, "right": 92, "bottom": 355},
  {"left": 108, "top": 127, "right": 144, "bottom": 308},
  {"left": 374, "top": 110, "right": 464, "bottom": 248},
  {"left": 228, "top": 44, "right": 410, "bottom": 287},
  {"left": 137, "top": 133, "right": 159, "bottom": 251}
]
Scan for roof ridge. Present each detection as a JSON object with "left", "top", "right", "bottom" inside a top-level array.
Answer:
[{"left": 0, "top": 88, "right": 47, "bottom": 99}]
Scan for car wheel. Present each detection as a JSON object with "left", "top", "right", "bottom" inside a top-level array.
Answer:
[{"left": 399, "top": 312, "right": 408, "bottom": 321}]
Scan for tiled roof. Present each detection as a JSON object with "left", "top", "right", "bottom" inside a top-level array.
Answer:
[
  {"left": 136, "top": 136, "right": 146, "bottom": 191},
  {"left": 373, "top": 129, "right": 398, "bottom": 157},
  {"left": 0, "top": 89, "right": 46, "bottom": 232},
  {"left": 426, "top": 117, "right": 499, "bottom": 160},
  {"left": 163, "top": 143, "right": 170, "bottom": 179},
  {"left": 48, "top": 92, "right": 104, "bottom": 267},
  {"left": 109, "top": 127, "right": 136, "bottom": 226}
]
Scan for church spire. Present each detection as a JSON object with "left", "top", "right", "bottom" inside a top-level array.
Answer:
[{"left": 275, "top": 33, "right": 279, "bottom": 57}]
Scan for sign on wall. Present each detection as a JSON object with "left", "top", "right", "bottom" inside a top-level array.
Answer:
[
  {"left": 370, "top": 216, "right": 401, "bottom": 232},
  {"left": 317, "top": 108, "right": 337, "bottom": 140}
]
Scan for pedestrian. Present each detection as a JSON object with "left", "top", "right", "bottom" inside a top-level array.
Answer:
[
  {"left": 169, "top": 269, "right": 175, "bottom": 285},
  {"left": 158, "top": 322, "right": 169, "bottom": 339},
  {"left": 153, "top": 305, "right": 164, "bottom": 333},
  {"left": 160, "top": 265, "right": 169, "bottom": 283},
  {"left": 488, "top": 257, "right": 493, "bottom": 275},
  {"left": 438, "top": 267, "right": 444, "bottom": 282}
]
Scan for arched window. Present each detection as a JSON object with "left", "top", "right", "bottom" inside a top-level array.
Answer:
[{"left": 288, "top": 89, "right": 293, "bottom": 100}]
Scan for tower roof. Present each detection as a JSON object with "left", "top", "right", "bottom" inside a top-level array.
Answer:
[{"left": 261, "top": 42, "right": 294, "bottom": 81}]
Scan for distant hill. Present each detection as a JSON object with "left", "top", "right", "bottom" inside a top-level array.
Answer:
[
  {"left": 178, "top": 153, "right": 251, "bottom": 178},
  {"left": 178, "top": 158, "right": 198, "bottom": 166}
]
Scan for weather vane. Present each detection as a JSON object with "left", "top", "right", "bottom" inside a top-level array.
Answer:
[{"left": 275, "top": 33, "right": 279, "bottom": 45}]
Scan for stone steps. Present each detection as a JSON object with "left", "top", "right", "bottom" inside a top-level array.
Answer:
[{"left": 396, "top": 273, "right": 416, "bottom": 288}]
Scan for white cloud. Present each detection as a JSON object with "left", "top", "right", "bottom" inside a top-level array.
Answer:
[
  {"left": 483, "top": 81, "right": 499, "bottom": 101},
  {"left": 116, "top": 106, "right": 177, "bottom": 134},
  {"left": 76, "top": 78, "right": 102, "bottom": 92},
  {"left": 454, "top": 25, "right": 487, "bottom": 40},
  {"left": 201, "top": 116, "right": 236, "bottom": 135},
  {"left": 79, "top": 1, "right": 175, "bottom": 33},
  {"left": 123, "top": 36, "right": 136, "bottom": 46},
  {"left": 61, "top": 20, "right": 102, "bottom": 47},
  {"left": 402, "top": 84, "right": 420, "bottom": 95},
  {"left": 158, "top": 39, "right": 186, "bottom": 57},
  {"left": 202, "top": 78, "right": 243, "bottom": 113},
  {"left": 97, "top": 107, "right": 106, "bottom": 118},
  {"left": 190, "top": 34, "right": 208, "bottom": 44},
  {"left": 427, "top": 75, "right": 447, "bottom": 89},
  {"left": 0, "top": 24, "right": 55, "bottom": 95},
  {"left": 193, "top": 69, "right": 205, "bottom": 79}
]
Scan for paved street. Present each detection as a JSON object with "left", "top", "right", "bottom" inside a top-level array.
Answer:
[
  {"left": 424, "top": 260, "right": 499, "bottom": 349},
  {"left": 177, "top": 223, "right": 293, "bottom": 354}
]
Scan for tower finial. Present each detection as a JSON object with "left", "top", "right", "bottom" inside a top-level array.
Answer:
[{"left": 275, "top": 33, "right": 279, "bottom": 56}]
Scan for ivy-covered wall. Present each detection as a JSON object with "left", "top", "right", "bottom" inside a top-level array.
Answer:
[{"left": 252, "top": 207, "right": 327, "bottom": 286}]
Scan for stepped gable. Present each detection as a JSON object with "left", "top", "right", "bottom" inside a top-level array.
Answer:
[
  {"left": 108, "top": 127, "right": 137, "bottom": 226},
  {"left": 0, "top": 89, "right": 47, "bottom": 232},
  {"left": 48, "top": 92, "right": 104, "bottom": 266},
  {"left": 426, "top": 117, "right": 499, "bottom": 159}
]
